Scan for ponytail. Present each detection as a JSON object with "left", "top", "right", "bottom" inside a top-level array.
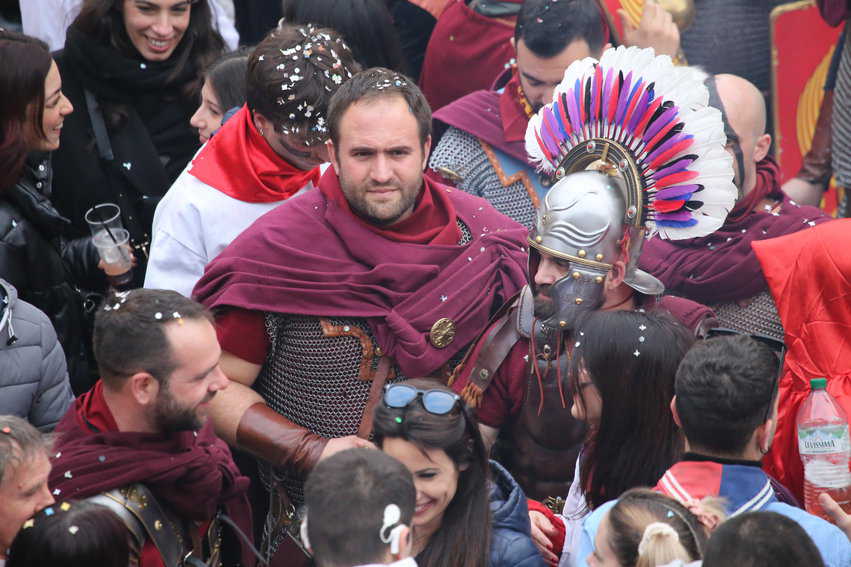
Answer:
[{"left": 635, "top": 522, "right": 691, "bottom": 567}]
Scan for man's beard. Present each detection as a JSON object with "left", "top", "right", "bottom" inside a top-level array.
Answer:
[
  {"left": 153, "top": 386, "right": 214, "bottom": 433},
  {"left": 533, "top": 285, "right": 556, "bottom": 319},
  {"left": 339, "top": 174, "right": 420, "bottom": 226}
]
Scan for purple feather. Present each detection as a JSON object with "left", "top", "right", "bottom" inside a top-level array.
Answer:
[
  {"left": 646, "top": 133, "right": 693, "bottom": 164},
  {"left": 643, "top": 105, "right": 679, "bottom": 143},
  {"left": 655, "top": 210, "right": 693, "bottom": 222},
  {"left": 569, "top": 80, "right": 582, "bottom": 133},
  {"left": 543, "top": 106, "right": 563, "bottom": 147},
  {"left": 654, "top": 184, "right": 700, "bottom": 200},
  {"left": 541, "top": 107, "right": 561, "bottom": 157},
  {"left": 614, "top": 72, "right": 634, "bottom": 125},
  {"left": 603, "top": 67, "right": 614, "bottom": 122},
  {"left": 627, "top": 84, "right": 654, "bottom": 134}
]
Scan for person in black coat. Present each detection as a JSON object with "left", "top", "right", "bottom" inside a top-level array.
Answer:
[
  {"left": 51, "top": 0, "right": 225, "bottom": 276},
  {"left": 373, "top": 379, "right": 545, "bottom": 567},
  {"left": 0, "top": 30, "right": 107, "bottom": 394}
]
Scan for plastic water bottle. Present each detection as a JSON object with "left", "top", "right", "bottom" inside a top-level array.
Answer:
[{"left": 797, "top": 378, "right": 851, "bottom": 521}]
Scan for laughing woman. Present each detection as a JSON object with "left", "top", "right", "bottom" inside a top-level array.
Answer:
[
  {"left": 51, "top": 0, "right": 224, "bottom": 270},
  {"left": 374, "top": 378, "right": 545, "bottom": 567},
  {"left": 0, "top": 31, "right": 108, "bottom": 393}
]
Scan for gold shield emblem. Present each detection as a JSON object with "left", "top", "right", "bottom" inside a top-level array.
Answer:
[{"left": 429, "top": 318, "right": 457, "bottom": 349}]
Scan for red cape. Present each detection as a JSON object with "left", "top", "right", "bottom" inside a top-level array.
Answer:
[
  {"left": 193, "top": 169, "right": 529, "bottom": 377},
  {"left": 754, "top": 219, "right": 849, "bottom": 501},
  {"left": 189, "top": 105, "right": 319, "bottom": 203},
  {"left": 50, "top": 382, "right": 255, "bottom": 566}
]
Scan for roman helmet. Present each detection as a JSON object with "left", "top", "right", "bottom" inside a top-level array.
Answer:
[{"left": 525, "top": 46, "right": 737, "bottom": 330}]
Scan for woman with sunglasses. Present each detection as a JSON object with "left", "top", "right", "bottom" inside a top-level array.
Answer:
[
  {"left": 527, "top": 310, "right": 693, "bottom": 566},
  {"left": 374, "top": 378, "right": 544, "bottom": 567}
]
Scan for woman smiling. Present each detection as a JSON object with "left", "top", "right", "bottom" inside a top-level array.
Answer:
[
  {"left": 50, "top": 0, "right": 224, "bottom": 274},
  {"left": 373, "top": 378, "right": 544, "bottom": 567}
]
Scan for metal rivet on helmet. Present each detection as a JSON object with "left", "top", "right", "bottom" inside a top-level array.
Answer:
[
  {"left": 572, "top": 271, "right": 581, "bottom": 280},
  {"left": 575, "top": 298, "right": 583, "bottom": 305},
  {"left": 559, "top": 320, "right": 567, "bottom": 328},
  {"left": 595, "top": 253, "right": 604, "bottom": 261}
]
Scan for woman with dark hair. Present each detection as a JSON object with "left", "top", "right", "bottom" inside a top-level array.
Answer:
[
  {"left": 51, "top": 0, "right": 225, "bottom": 269},
  {"left": 6, "top": 500, "right": 131, "bottom": 567},
  {"left": 282, "top": 0, "right": 407, "bottom": 73},
  {"left": 373, "top": 378, "right": 544, "bottom": 567},
  {"left": 527, "top": 311, "right": 693, "bottom": 566},
  {"left": 190, "top": 49, "right": 250, "bottom": 144},
  {"left": 0, "top": 30, "right": 107, "bottom": 394}
]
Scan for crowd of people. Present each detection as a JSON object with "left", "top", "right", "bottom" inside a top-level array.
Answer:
[{"left": 0, "top": 0, "right": 850, "bottom": 566}]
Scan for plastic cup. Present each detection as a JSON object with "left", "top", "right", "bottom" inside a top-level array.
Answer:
[
  {"left": 84, "top": 203, "right": 123, "bottom": 237},
  {"left": 92, "top": 228, "right": 133, "bottom": 287}
]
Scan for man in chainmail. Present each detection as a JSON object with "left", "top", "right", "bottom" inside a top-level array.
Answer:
[
  {"left": 428, "top": 0, "right": 679, "bottom": 229},
  {"left": 192, "top": 68, "right": 528, "bottom": 559},
  {"left": 640, "top": 74, "right": 831, "bottom": 343}
]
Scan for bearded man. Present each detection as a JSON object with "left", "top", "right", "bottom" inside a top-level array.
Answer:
[
  {"left": 49, "top": 289, "right": 254, "bottom": 567},
  {"left": 191, "top": 67, "right": 528, "bottom": 558}
]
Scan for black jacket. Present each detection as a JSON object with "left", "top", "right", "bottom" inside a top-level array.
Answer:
[
  {"left": 51, "top": 29, "right": 202, "bottom": 269},
  {"left": 0, "top": 154, "right": 104, "bottom": 394},
  {"left": 488, "top": 460, "right": 546, "bottom": 567}
]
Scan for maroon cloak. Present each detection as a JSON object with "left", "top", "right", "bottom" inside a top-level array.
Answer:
[
  {"left": 639, "top": 158, "right": 830, "bottom": 304},
  {"left": 50, "top": 381, "right": 254, "bottom": 567},
  {"left": 193, "top": 169, "right": 529, "bottom": 378}
]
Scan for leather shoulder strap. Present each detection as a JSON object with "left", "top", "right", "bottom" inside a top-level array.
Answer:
[{"left": 91, "top": 484, "right": 186, "bottom": 567}]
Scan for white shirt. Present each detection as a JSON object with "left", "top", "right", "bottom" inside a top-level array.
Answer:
[
  {"left": 21, "top": 0, "right": 239, "bottom": 52},
  {"left": 144, "top": 159, "right": 314, "bottom": 297},
  {"left": 356, "top": 558, "right": 418, "bottom": 567}
]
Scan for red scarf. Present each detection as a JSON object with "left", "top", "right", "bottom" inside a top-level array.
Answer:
[
  {"left": 499, "top": 68, "right": 534, "bottom": 144},
  {"left": 189, "top": 105, "right": 320, "bottom": 203},
  {"left": 318, "top": 168, "right": 461, "bottom": 245}
]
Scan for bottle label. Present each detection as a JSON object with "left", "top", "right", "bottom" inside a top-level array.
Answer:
[{"left": 798, "top": 424, "right": 851, "bottom": 455}]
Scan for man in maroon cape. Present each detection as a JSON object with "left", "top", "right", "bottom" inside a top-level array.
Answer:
[
  {"left": 639, "top": 74, "right": 831, "bottom": 343},
  {"left": 49, "top": 289, "right": 255, "bottom": 567},
  {"left": 429, "top": 0, "right": 679, "bottom": 229},
  {"left": 191, "top": 68, "right": 528, "bottom": 558}
]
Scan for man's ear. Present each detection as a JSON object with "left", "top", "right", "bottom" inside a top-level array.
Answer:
[
  {"left": 326, "top": 139, "right": 340, "bottom": 174},
  {"left": 421, "top": 134, "right": 432, "bottom": 170},
  {"left": 670, "top": 396, "right": 682, "bottom": 428},
  {"left": 253, "top": 111, "right": 272, "bottom": 138},
  {"left": 129, "top": 372, "right": 159, "bottom": 407},
  {"left": 754, "top": 132, "right": 771, "bottom": 163},
  {"left": 755, "top": 415, "right": 776, "bottom": 455},
  {"left": 604, "top": 260, "right": 627, "bottom": 291}
]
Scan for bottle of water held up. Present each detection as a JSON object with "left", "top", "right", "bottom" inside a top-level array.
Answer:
[{"left": 797, "top": 378, "right": 851, "bottom": 521}]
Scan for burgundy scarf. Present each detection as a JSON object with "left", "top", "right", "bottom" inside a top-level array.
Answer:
[
  {"left": 49, "top": 382, "right": 254, "bottom": 564},
  {"left": 193, "top": 171, "right": 528, "bottom": 377},
  {"left": 189, "top": 105, "right": 319, "bottom": 203},
  {"left": 638, "top": 158, "right": 829, "bottom": 304}
]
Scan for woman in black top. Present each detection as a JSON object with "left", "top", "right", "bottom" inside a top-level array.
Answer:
[
  {"left": 51, "top": 0, "right": 224, "bottom": 269},
  {"left": 0, "top": 30, "right": 106, "bottom": 394}
]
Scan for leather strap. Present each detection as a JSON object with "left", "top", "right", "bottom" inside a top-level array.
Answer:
[
  {"left": 468, "top": 315, "right": 520, "bottom": 394},
  {"left": 358, "top": 356, "right": 393, "bottom": 438},
  {"left": 91, "top": 484, "right": 186, "bottom": 567}
]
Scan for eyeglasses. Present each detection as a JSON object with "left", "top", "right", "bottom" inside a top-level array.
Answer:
[
  {"left": 706, "top": 328, "right": 786, "bottom": 422},
  {"left": 383, "top": 384, "right": 461, "bottom": 415}
]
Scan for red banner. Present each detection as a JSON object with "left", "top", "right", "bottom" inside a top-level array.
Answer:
[{"left": 771, "top": 1, "right": 843, "bottom": 213}]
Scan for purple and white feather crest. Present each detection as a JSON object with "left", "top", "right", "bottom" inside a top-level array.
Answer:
[{"left": 525, "top": 46, "right": 736, "bottom": 240}]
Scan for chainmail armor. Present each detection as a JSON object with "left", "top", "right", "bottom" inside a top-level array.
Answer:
[
  {"left": 431, "top": 127, "right": 537, "bottom": 229},
  {"left": 256, "top": 218, "right": 472, "bottom": 557},
  {"left": 710, "top": 291, "right": 784, "bottom": 342}
]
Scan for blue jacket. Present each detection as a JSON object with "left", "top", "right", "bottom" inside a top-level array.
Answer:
[
  {"left": 573, "top": 458, "right": 851, "bottom": 567},
  {"left": 488, "top": 460, "right": 546, "bottom": 567}
]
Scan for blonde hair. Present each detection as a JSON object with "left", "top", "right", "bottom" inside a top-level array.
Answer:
[{"left": 605, "top": 489, "right": 726, "bottom": 566}]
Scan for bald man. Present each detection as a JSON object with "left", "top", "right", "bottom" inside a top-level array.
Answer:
[{"left": 638, "top": 73, "right": 831, "bottom": 341}]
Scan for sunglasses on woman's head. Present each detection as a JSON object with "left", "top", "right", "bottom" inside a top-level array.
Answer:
[{"left": 383, "top": 384, "right": 461, "bottom": 415}]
